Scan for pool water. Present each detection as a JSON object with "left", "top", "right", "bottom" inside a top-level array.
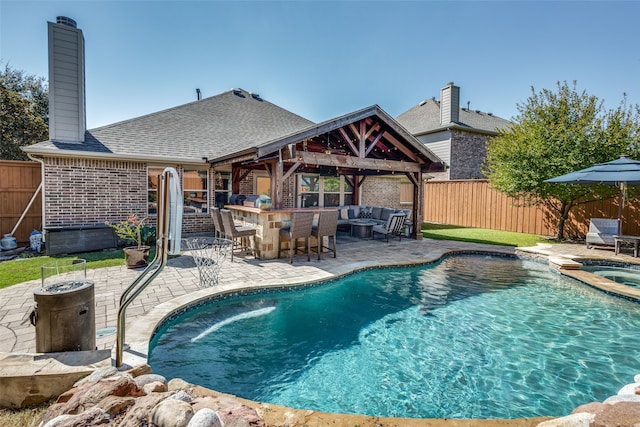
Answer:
[
  {"left": 582, "top": 265, "right": 640, "bottom": 288},
  {"left": 149, "top": 255, "right": 640, "bottom": 419}
]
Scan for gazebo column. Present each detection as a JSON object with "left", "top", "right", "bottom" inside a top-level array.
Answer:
[
  {"left": 268, "top": 160, "right": 284, "bottom": 210},
  {"left": 407, "top": 171, "right": 423, "bottom": 240}
]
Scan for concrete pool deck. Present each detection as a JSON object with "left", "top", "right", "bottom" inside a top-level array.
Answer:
[{"left": 2, "top": 236, "right": 640, "bottom": 419}]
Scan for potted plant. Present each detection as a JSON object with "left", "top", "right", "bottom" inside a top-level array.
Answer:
[{"left": 106, "top": 214, "right": 152, "bottom": 268}]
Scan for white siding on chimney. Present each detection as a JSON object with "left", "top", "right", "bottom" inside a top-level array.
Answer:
[
  {"left": 48, "top": 21, "right": 85, "bottom": 143},
  {"left": 439, "top": 83, "right": 460, "bottom": 125}
]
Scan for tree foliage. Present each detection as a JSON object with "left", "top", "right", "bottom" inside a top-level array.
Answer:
[
  {"left": 484, "top": 81, "right": 640, "bottom": 239},
  {"left": 0, "top": 63, "right": 49, "bottom": 160}
]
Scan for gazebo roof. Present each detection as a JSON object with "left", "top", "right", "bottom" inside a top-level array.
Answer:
[{"left": 210, "top": 104, "right": 444, "bottom": 176}]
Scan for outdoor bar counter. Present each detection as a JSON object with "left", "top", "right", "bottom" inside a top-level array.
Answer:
[{"left": 224, "top": 205, "right": 335, "bottom": 260}]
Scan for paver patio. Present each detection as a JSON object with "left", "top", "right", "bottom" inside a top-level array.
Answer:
[{"left": 1, "top": 235, "right": 639, "bottom": 358}]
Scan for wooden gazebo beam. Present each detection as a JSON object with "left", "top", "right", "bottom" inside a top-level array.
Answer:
[{"left": 290, "top": 151, "right": 421, "bottom": 174}]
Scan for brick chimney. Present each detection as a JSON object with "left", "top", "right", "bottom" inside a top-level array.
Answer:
[
  {"left": 48, "top": 16, "right": 86, "bottom": 143},
  {"left": 440, "top": 82, "right": 460, "bottom": 125}
]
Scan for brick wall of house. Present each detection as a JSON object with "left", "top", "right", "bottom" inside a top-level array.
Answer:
[
  {"left": 449, "top": 130, "right": 490, "bottom": 180},
  {"left": 44, "top": 158, "right": 214, "bottom": 233},
  {"left": 239, "top": 174, "right": 254, "bottom": 196},
  {"left": 361, "top": 176, "right": 408, "bottom": 210},
  {"left": 44, "top": 158, "right": 147, "bottom": 227}
]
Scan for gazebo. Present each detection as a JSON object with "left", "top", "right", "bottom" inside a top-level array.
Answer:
[{"left": 208, "top": 105, "right": 445, "bottom": 240}]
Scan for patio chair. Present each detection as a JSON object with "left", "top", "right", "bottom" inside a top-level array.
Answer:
[
  {"left": 372, "top": 213, "right": 406, "bottom": 242},
  {"left": 220, "top": 209, "right": 256, "bottom": 262},
  {"left": 586, "top": 218, "right": 619, "bottom": 249},
  {"left": 278, "top": 211, "right": 314, "bottom": 264},
  {"left": 311, "top": 210, "right": 338, "bottom": 260},
  {"left": 211, "top": 208, "right": 225, "bottom": 238}
]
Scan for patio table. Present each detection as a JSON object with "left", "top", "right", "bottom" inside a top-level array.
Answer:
[
  {"left": 349, "top": 219, "right": 376, "bottom": 239},
  {"left": 614, "top": 234, "right": 640, "bottom": 257}
]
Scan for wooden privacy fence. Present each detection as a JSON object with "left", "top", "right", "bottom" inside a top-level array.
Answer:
[
  {"left": 0, "top": 161, "right": 42, "bottom": 245},
  {"left": 423, "top": 180, "right": 640, "bottom": 238}
]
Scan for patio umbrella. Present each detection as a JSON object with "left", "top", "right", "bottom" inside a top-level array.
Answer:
[{"left": 546, "top": 155, "right": 640, "bottom": 233}]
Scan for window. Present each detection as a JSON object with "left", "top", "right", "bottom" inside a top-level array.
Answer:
[
  {"left": 183, "top": 169, "right": 209, "bottom": 214},
  {"left": 147, "top": 167, "right": 164, "bottom": 215},
  {"left": 299, "top": 174, "right": 353, "bottom": 207},
  {"left": 148, "top": 167, "right": 209, "bottom": 215},
  {"left": 214, "top": 171, "right": 230, "bottom": 209}
]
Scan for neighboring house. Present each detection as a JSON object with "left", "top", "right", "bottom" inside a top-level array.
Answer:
[
  {"left": 23, "top": 17, "right": 443, "bottom": 253},
  {"left": 396, "top": 82, "right": 513, "bottom": 180}
]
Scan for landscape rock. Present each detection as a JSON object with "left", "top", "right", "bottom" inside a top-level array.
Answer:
[
  {"left": 133, "top": 373, "right": 167, "bottom": 388},
  {"left": 570, "top": 401, "right": 606, "bottom": 416},
  {"left": 117, "top": 391, "right": 172, "bottom": 427},
  {"left": 40, "top": 414, "right": 77, "bottom": 427},
  {"left": 143, "top": 380, "right": 168, "bottom": 394},
  {"left": 73, "top": 366, "right": 119, "bottom": 387},
  {"left": 603, "top": 394, "right": 640, "bottom": 404},
  {"left": 618, "top": 382, "right": 640, "bottom": 395},
  {"left": 188, "top": 408, "right": 223, "bottom": 427},
  {"left": 151, "top": 398, "right": 194, "bottom": 427},
  {"left": 126, "top": 363, "right": 152, "bottom": 377},
  {"left": 168, "top": 377, "right": 194, "bottom": 392},
  {"left": 42, "top": 407, "right": 112, "bottom": 426},
  {"left": 95, "top": 395, "right": 135, "bottom": 415},
  {"left": 217, "top": 403, "right": 266, "bottom": 427},
  {"left": 591, "top": 401, "right": 640, "bottom": 427},
  {"left": 168, "top": 390, "right": 194, "bottom": 402}
]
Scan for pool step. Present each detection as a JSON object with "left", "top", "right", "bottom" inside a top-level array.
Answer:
[{"left": 549, "top": 256, "right": 582, "bottom": 270}]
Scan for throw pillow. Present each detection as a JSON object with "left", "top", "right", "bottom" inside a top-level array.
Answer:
[
  {"left": 359, "top": 208, "right": 372, "bottom": 219},
  {"left": 347, "top": 209, "right": 356, "bottom": 219}
]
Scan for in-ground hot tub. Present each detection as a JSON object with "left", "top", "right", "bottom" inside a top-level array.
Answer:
[{"left": 581, "top": 265, "right": 640, "bottom": 289}]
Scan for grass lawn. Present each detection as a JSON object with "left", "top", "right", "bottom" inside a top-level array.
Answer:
[
  {"left": 0, "top": 248, "right": 155, "bottom": 290},
  {"left": 0, "top": 225, "right": 549, "bottom": 289},
  {"left": 421, "top": 223, "right": 551, "bottom": 247}
]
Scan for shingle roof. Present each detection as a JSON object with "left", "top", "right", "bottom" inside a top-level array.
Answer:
[
  {"left": 395, "top": 98, "right": 512, "bottom": 135},
  {"left": 24, "top": 89, "right": 315, "bottom": 162}
]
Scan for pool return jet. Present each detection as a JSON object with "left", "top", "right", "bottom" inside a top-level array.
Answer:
[{"left": 116, "top": 167, "right": 183, "bottom": 367}]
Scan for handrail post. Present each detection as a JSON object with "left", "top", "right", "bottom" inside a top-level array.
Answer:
[{"left": 115, "top": 169, "right": 174, "bottom": 367}]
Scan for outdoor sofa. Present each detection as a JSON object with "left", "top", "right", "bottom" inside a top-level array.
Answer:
[{"left": 336, "top": 205, "right": 411, "bottom": 228}]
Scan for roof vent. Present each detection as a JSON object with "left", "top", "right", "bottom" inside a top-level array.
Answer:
[
  {"left": 232, "top": 88, "right": 245, "bottom": 97},
  {"left": 488, "top": 112, "right": 493, "bottom": 116},
  {"left": 250, "top": 92, "right": 262, "bottom": 101},
  {"left": 419, "top": 100, "right": 427, "bottom": 106},
  {"left": 56, "top": 16, "right": 77, "bottom": 28}
]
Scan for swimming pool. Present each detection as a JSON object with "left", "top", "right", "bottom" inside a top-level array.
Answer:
[
  {"left": 149, "top": 254, "right": 640, "bottom": 419},
  {"left": 582, "top": 265, "right": 640, "bottom": 288}
]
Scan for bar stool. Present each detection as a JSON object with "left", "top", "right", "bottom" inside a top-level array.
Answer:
[
  {"left": 311, "top": 210, "right": 338, "bottom": 260},
  {"left": 220, "top": 209, "right": 256, "bottom": 262},
  {"left": 211, "top": 208, "right": 225, "bottom": 238},
  {"left": 278, "top": 212, "right": 314, "bottom": 264}
]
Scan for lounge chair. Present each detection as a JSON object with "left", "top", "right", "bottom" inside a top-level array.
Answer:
[
  {"left": 586, "top": 218, "right": 619, "bottom": 249},
  {"left": 372, "top": 213, "right": 406, "bottom": 242}
]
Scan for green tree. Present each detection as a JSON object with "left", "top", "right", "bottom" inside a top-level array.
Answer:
[
  {"left": 0, "top": 63, "right": 49, "bottom": 160},
  {"left": 484, "top": 81, "right": 640, "bottom": 240}
]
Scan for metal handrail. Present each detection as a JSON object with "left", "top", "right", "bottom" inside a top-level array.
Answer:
[{"left": 115, "top": 169, "right": 174, "bottom": 367}]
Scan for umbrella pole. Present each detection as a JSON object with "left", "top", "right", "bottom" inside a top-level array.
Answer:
[{"left": 618, "top": 188, "right": 623, "bottom": 235}]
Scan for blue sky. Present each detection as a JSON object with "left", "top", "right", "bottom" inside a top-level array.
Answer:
[{"left": 1, "top": 1, "right": 639, "bottom": 129}]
